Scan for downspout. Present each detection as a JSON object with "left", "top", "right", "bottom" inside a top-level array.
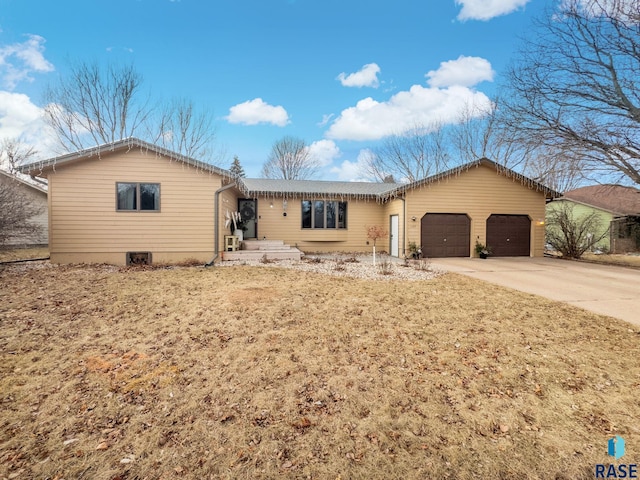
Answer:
[
  {"left": 401, "top": 196, "right": 407, "bottom": 258},
  {"left": 205, "top": 182, "right": 237, "bottom": 267}
]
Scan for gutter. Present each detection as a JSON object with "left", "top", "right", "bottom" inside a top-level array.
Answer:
[
  {"left": 205, "top": 182, "right": 237, "bottom": 267},
  {"left": 29, "top": 175, "right": 49, "bottom": 188}
]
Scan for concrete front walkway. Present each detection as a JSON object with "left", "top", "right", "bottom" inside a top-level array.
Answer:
[{"left": 429, "top": 257, "right": 640, "bottom": 327}]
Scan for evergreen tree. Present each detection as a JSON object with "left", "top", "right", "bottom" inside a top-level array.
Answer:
[{"left": 229, "top": 156, "right": 246, "bottom": 178}]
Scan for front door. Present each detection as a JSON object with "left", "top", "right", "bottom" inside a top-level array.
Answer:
[
  {"left": 390, "top": 215, "right": 399, "bottom": 257},
  {"left": 238, "top": 199, "right": 257, "bottom": 239}
]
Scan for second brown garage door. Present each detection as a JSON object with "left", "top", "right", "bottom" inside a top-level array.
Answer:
[
  {"left": 486, "top": 214, "right": 531, "bottom": 256},
  {"left": 421, "top": 213, "right": 470, "bottom": 257}
]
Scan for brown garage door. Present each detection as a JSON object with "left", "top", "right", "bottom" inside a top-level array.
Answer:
[
  {"left": 421, "top": 213, "right": 470, "bottom": 258},
  {"left": 486, "top": 214, "right": 531, "bottom": 256}
]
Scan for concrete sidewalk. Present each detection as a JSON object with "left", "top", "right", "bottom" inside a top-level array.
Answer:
[{"left": 429, "top": 257, "right": 640, "bottom": 327}]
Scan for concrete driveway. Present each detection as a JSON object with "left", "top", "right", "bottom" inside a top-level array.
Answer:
[{"left": 429, "top": 257, "right": 640, "bottom": 327}]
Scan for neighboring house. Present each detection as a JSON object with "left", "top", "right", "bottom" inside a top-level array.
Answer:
[
  {"left": 0, "top": 169, "right": 48, "bottom": 246},
  {"left": 19, "top": 138, "right": 559, "bottom": 265},
  {"left": 547, "top": 185, "right": 640, "bottom": 253}
]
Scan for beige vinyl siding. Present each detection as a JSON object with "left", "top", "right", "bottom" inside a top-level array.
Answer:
[
  {"left": 252, "top": 197, "right": 386, "bottom": 253},
  {"left": 404, "top": 164, "right": 547, "bottom": 257},
  {"left": 219, "top": 188, "right": 241, "bottom": 238},
  {"left": 47, "top": 150, "right": 224, "bottom": 265}
]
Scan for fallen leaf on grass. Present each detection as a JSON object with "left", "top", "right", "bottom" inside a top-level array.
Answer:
[{"left": 292, "top": 417, "right": 312, "bottom": 429}]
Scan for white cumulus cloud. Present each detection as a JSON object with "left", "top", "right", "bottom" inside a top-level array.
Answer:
[
  {"left": 329, "top": 149, "right": 376, "bottom": 182},
  {"left": 0, "top": 91, "right": 57, "bottom": 157},
  {"left": 426, "top": 56, "right": 495, "bottom": 88},
  {"left": 326, "top": 56, "right": 494, "bottom": 142},
  {"left": 337, "top": 63, "right": 381, "bottom": 88},
  {"left": 455, "top": 0, "right": 531, "bottom": 21},
  {"left": 307, "top": 139, "right": 340, "bottom": 167},
  {"left": 226, "top": 98, "right": 290, "bottom": 127},
  {"left": 326, "top": 85, "right": 492, "bottom": 141},
  {"left": 0, "top": 34, "right": 54, "bottom": 90}
]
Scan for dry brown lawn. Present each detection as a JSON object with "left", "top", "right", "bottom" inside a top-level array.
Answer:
[
  {"left": 1, "top": 261, "right": 639, "bottom": 480},
  {"left": 581, "top": 253, "right": 640, "bottom": 269},
  {"left": 0, "top": 247, "right": 49, "bottom": 263}
]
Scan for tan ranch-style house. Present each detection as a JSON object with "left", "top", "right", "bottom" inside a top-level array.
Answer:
[{"left": 19, "top": 138, "right": 559, "bottom": 265}]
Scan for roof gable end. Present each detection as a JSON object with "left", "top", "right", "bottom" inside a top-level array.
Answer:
[
  {"left": 18, "top": 137, "right": 231, "bottom": 179},
  {"left": 379, "top": 158, "right": 561, "bottom": 200}
]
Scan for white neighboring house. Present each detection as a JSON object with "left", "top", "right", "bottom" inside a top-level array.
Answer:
[{"left": 0, "top": 170, "right": 48, "bottom": 246}]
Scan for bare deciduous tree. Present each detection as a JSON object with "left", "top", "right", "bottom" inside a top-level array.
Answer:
[
  {"left": 364, "top": 123, "right": 450, "bottom": 183},
  {"left": 447, "top": 99, "right": 585, "bottom": 192},
  {"left": 149, "top": 98, "right": 218, "bottom": 161},
  {"left": 503, "top": 0, "right": 640, "bottom": 186},
  {"left": 0, "top": 137, "right": 38, "bottom": 176},
  {"left": 546, "top": 202, "right": 610, "bottom": 258},
  {"left": 44, "top": 62, "right": 150, "bottom": 152},
  {"left": 524, "top": 150, "right": 584, "bottom": 194},
  {"left": 0, "top": 178, "right": 44, "bottom": 246},
  {"left": 261, "top": 136, "right": 319, "bottom": 180},
  {"left": 449, "top": 98, "right": 540, "bottom": 170},
  {"left": 43, "top": 61, "right": 220, "bottom": 162}
]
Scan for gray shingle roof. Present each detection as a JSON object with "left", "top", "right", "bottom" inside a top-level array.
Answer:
[
  {"left": 239, "top": 158, "right": 561, "bottom": 200},
  {"left": 238, "top": 178, "right": 402, "bottom": 199}
]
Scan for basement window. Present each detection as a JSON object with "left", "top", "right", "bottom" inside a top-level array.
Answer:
[
  {"left": 126, "top": 252, "right": 152, "bottom": 265},
  {"left": 301, "top": 200, "right": 347, "bottom": 229},
  {"left": 117, "top": 183, "right": 160, "bottom": 211}
]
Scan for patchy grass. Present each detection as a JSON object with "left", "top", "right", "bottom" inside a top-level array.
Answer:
[
  {"left": 1, "top": 262, "right": 639, "bottom": 480},
  {"left": 581, "top": 253, "right": 640, "bottom": 269},
  {"left": 0, "top": 247, "right": 49, "bottom": 262}
]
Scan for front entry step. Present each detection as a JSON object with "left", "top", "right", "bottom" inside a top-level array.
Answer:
[{"left": 222, "top": 239, "right": 302, "bottom": 261}]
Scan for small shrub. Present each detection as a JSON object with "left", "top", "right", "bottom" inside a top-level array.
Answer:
[
  {"left": 546, "top": 202, "right": 609, "bottom": 259},
  {"left": 377, "top": 257, "right": 394, "bottom": 275},
  {"left": 408, "top": 242, "right": 422, "bottom": 259},
  {"left": 333, "top": 258, "right": 346, "bottom": 271},
  {"left": 413, "top": 259, "right": 431, "bottom": 271}
]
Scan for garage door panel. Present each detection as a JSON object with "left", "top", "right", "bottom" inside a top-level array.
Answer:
[
  {"left": 422, "top": 213, "right": 470, "bottom": 258},
  {"left": 486, "top": 214, "right": 530, "bottom": 256}
]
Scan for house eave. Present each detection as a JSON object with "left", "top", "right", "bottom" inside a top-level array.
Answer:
[
  {"left": 378, "top": 158, "right": 562, "bottom": 201},
  {"left": 18, "top": 137, "right": 232, "bottom": 179}
]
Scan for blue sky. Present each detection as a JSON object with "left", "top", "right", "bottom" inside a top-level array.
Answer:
[{"left": 0, "top": 0, "right": 548, "bottom": 179}]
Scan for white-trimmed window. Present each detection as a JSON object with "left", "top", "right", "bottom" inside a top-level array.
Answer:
[
  {"left": 116, "top": 183, "right": 160, "bottom": 211},
  {"left": 301, "top": 200, "right": 347, "bottom": 229}
]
